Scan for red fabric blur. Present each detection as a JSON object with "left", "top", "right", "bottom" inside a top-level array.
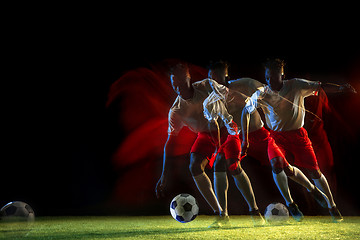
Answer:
[{"left": 106, "top": 60, "right": 207, "bottom": 206}]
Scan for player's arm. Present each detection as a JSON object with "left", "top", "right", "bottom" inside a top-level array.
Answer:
[
  {"left": 205, "top": 80, "right": 238, "bottom": 135},
  {"left": 156, "top": 110, "right": 183, "bottom": 198},
  {"left": 295, "top": 78, "right": 357, "bottom": 96},
  {"left": 156, "top": 134, "right": 177, "bottom": 198},
  {"left": 203, "top": 91, "right": 237, "bottom": 135},
  {"left": 320, "top": 82, "right": 357, "bottom": 94},
  {"left": 240, "top": 88, "right": 265, "bottom": 157},
  {"left": 240, "top": 107, "right": 250, "bottom": 157}
]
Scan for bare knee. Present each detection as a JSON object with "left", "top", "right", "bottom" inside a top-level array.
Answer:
[
  {"left": 227, "top": 159, "right": 243, "bottom": 175},
  {"left": 284, "top": 165, "right": 294, "bottom": 176},
  {"left": 189, "top": 153, "right": 208, "bottom": 176},
  {"left": 308, "top": 169, "right": 322, "bottom": 179},
  {"left": 270, "top": 157, "right": 286, "bottom": 174},
  {"left": 214, "top": 154, "right": 227, "bottom": 172}
]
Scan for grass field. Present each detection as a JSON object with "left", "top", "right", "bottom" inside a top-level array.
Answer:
[{"left": 1, "top": 215, "right": 359, "bottom": 239}]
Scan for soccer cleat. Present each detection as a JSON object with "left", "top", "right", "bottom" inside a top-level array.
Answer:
[
  {"left": 208, "top": 215, "right": 230, "bottom": 228},
  {"left": 329, "top": 206, "right": 343, "bottom": 223},
  {"left": 249, "top": 209, "right": 266, "bottom": 226},
  {"left": 287, "top": 202, "right": 304, "bottom": 222},
  {"left": 309, "top": 186, "right": 328, "bottom": 208}
]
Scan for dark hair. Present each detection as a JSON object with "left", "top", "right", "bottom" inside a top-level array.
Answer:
[
  {"left": 208, "top": 60, "right": 229, "bottom": 72},
  {"left": 169, "top": 62, "right": 189, "bottom": 75},
  {"left": 263, "top": 58, "right": 285, "bottom": 70}
]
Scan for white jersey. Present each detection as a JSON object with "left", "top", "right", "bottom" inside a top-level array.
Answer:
[
  {"left": 245, "top": 78, "right": 320, "bottom": 131},
  {"left": 203, "top": 78, "right": 264, "bottom": 134},
  {"left": 168, "top": 79, "right": 222, "bottom": 135}
]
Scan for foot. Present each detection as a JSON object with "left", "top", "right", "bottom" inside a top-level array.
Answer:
[
  {"left": 309, "top": 186, "right": 328, "bottom": 208},
  {"left": 287, "top": 202, "right": 304, "bottom": 222},
  {"left": 329, "top": 206, "right": 343, "bottom": 223},
  {"left": 208, "top": 215, "right": 230, "bottom": 228},
  {"left": 249, "top": 209, "right": 266, "bottom": 226}
]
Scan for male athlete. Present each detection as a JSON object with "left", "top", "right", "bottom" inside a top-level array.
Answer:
[
  {"left": 204, "top": 65, "right": 330, "bottom": 222},
  {"left": 155, "top": 62, "right": 262, "bottom": 227},
  {"left": 242, "top": 58, "right": 355, "bottom": 222},
  {"left": 206, "top": 62, "right": 264, "bottom": 226}
]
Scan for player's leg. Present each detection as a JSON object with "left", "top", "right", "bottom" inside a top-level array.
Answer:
[
  {"left": 309, "top": 169, "right": 334, "bottom": 208},
  {"left": 290, "top": 128, "right": 341, "bottom": 221},
  {"left": 210, "top": 154, "right": 231, "bottom": 228},
  {"left": 309, "top": 169, "right": 343, "bottom": 222},
  {"left": 268, "top": 135, "right": 304, "bottom": 221},
  {"left": 270, "top": 157, "right": 294, "bottom": 206},
  {"left": 271, "top": 162, "right": 304, "bottom": 222},
  {"left": 228, "top": 160, "right": 265, "bottom": 225},
  {"left": 220, "top": 133, "right": 265, "bottom": 225},
  {"left": 189, "top": 152, "right": 223, "bottom": 215},
  {"left": 213, "top": 153, "right": 229, "bottom": 217},
  {"left": 270, "top": 156, "right": 304, "bottom": 222},
  {"left": 228, "top": 160, "right": 258, "bottom": 211},
  {"left": 286, "top": 165, "right": 329, "bottom": 209},
  {"left": 223, "top": 134, "right": 258, "bottom": 212}
]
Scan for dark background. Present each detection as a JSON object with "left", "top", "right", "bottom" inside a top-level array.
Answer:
[{"left": 2, "top": 11, "right": 360, "bottom": 217}]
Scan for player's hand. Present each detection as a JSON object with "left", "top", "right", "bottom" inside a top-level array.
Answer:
[
  {"left": 240, "top": 141, "right": 249, "bottom": 159},
  {"left": 155, "top": 177, "right": 166, "bottom": 199},
  {"left": 339, "top": 83, "right": 357, "bottom": 93}
]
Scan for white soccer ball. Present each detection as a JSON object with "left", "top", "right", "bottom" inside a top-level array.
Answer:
[
  {"left": 264, "top": 202, "right": 289, "bottom": 223},
  {"left": 0, "top": 201, "right": 35, "bottom": 222},
  {"left": 170, "top": 193, "right": 199, "bottom": 223}
]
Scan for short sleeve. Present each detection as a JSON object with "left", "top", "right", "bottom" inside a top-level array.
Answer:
[
  {"left": 167, "top": 110, "right": 184, "bottom": 136},
  {"left": 209, "top": 79, "right": 229, "bottom": 100},
  {"left": 245, "top": 87, "right": 265, "bottom": 114},
  {"left": 203, "top": 91, "right": 233, "bottom": 123},
  {"left": 203, "top": 91, "right": 238, "bottom": 135}
]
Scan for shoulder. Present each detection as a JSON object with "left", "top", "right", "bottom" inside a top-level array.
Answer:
[
  {"left": 288, "top": 78, "right": 320, "bottom": 87},
  {"left": 193, "top": 78, "right": 217, "bottom": 93},
  {"left": 230, "top": 78, "right": 264, "bottom": 89},
  {"left": 192, "top": 78, "right": 211, "bottom": 87},
  {"left": 288, "top": 78, "right": 313, "bottom": 84}
]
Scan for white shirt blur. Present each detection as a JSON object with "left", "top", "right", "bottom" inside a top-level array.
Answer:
[
  {"left": 245, "top": 78, "right": 320, "bottom": 131},
  {"left": 168, "top": 79, "right": 223, "bottom": 135},
  {"left": 203, "top": 78, "right": 265, "bottom": 134}
]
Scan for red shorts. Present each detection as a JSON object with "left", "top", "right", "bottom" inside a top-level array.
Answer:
[
  {"left": 191, "top": 127, "right": 241, "bottom": 168},
  {"left": 269, "top": 128, "right": 320, "bottom": 171},
  {"left": 245, "top": 127, "right": 271, "bottom": 166}
]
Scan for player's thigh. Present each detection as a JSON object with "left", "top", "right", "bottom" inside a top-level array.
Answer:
[
  {"left": 214, "top": 153, "right": 227, "bottom": 172},
  {"left": 223, "top": 135, "right": 241, "bottom": 161},
  {"left": 293, "top": 144, "right": 320, "bottom": 174},
  {"left": 190, "top": 133, "right": 215, "bottom": 160}
]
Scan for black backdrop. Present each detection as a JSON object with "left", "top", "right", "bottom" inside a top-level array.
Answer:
[{"left": 2, "top": 19, "right": 360, "bottom": 216}]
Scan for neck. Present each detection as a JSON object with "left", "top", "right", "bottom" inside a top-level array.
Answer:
[
  {"left": 270, "top": 80, "right": 283, "bottom": 91},
  {"left": 180, "top": 85, "right": 194, "bottom": 100}
]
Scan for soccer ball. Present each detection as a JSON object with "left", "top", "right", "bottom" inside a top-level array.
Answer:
[
  {"left": 170, "top": 193, "right": 199, "bottom": 223},
  {"left": 264, "top": 202, "right": 289, "bottom": 223},
  {"left": 0, "top": 201, "right": 35, "bottom": 222}
]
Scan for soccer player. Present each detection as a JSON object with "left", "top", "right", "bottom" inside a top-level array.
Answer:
[
  {"left": 204, "top": 70, "right": 329, "bottom": 222},
  {"left": 206, "top": 62, "right": 265, "bottom": 226},
  {"left": 241, "top": 58, "right": 355, "bottom": 222},
  {"left": 155, "top": 62, "right": 262, "bottom": 228}
]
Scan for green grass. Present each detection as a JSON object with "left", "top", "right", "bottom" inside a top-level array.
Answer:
[{"left": 1, "top": 216, "right": 359, "bottom": 239}]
